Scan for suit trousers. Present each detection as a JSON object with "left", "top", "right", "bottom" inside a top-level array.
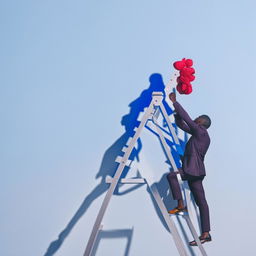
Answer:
[{"left": 166, "top": 169, "right": 210, "bottom": 232}]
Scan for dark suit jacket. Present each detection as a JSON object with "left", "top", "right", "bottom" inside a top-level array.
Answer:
[{"left": 173, "top": 101, "right": 210, "bottom": 176}]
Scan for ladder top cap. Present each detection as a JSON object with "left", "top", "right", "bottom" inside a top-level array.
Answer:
[{"left": 152, "top": 91, "right": 164, "bottom": 96}]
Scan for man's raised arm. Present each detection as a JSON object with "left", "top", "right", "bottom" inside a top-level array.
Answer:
[
  {"left": 169, "top": 92, "right": 198, "bottom": 131},
  {"left": 174, "top": 113, "right": 192, "bottom": 134}
]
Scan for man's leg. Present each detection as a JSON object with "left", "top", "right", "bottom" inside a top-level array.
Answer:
[
  {"left": 166, "top": 170, "right": 186, "bottom": 210},
  {"left": 188, "top": 178, "right": 210, "bottom": 237}
]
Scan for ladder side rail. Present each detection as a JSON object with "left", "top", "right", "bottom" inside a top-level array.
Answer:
[
  {"left": 151, "top": 117, "right": 186, "bottom": 207},
  {"left": 152, "top": 118, "right": 179, "bottom": 173},
  {"left": 151, "top": 117, "right": 186, "bottom": 205},
  {"left": 84, "top": 101, "right": 155, "bottom": 256},
  {"left": 146, "top": 181, "right": 189, "bottom": 256},
  {"left": 90, "top": 225, "right": 103, "bottom": 256},
  {"left": 120, "top": 101, "right": 155, "bottom": 165},
  {"left": 183, "top": 216, "right": 208, "bottom": 256},
  {"left": 164, "top": 72, "right": 179, "bottom": 93},
  {"left": 159, "top": 102, "right": 181, "bottom": 147}
]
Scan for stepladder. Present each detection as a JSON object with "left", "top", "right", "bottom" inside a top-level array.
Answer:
[{"left": 84, "top": 91, "right": 208, "bottom": 256}]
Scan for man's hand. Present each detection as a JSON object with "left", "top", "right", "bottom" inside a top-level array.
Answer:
[{"left": 169, "top": 92, "right": 177, "bottom": 103}]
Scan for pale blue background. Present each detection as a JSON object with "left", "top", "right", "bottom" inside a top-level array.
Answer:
[{"left": 1, "top": 0, "right": 256, "bottom": 255}]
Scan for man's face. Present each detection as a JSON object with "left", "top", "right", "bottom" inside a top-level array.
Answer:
[{"left": 194, "top": 116, "right": 204, "bottom": 125}]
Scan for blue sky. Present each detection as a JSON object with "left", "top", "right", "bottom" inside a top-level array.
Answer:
[{"left": 1, "top": 1, "right": 256, "bottom": 255}]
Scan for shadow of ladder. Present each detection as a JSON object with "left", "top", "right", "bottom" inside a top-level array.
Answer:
[
  {"left": 90, "top": 225, "right": 134, "bottom": 256},
  {"left": 84, "top": 92, "right": 208, "bottom": 256}
]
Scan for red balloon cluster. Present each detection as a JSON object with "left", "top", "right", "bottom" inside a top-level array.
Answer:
[{"left": 173, "top": 58, "right": 195, "bottom": 95}]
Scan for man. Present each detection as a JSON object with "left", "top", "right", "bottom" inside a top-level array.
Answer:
[{"left": 166, "top": 92, "right": 212, "bottom": 246}]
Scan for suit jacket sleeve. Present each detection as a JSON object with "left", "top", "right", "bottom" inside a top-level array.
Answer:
[
  {"left": 173, "top": 101, "right": 199, "bottom": 133},
  {"left": 174, "top": 114, "right": 192, "bottom": 134}
]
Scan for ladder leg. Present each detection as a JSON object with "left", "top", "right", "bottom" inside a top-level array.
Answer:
[
  {"left": 149, "top": 183, "right": 188, "bottom": 256},
  {"left": 152, "top": 118, "right": 187, "bottom": 205},
  {"left": 84, "top": 102, "right": 155, "bottom": 256},
  {"left": 90, "top": 225, "right": 103, "bottom": 256},
  {"left": 184, "top": 216, "right": 208, "bottom": 256},
  {"left": 152, "top": 118, "right": 179, "bottom": 173},
  {"left": 159, "top": 102, "right": 180, "bottom": 146}
]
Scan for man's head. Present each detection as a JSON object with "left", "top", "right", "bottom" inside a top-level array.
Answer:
[{"left": 194, "top": 115, "right": 211, "bottom": 129}]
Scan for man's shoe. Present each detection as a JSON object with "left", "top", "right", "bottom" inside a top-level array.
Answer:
[
  {"left": 168, "top": 207, "right": 187, "bottom": 214},
  {"left": 189, "top": 234, "right": 212, "bottom": 246}
]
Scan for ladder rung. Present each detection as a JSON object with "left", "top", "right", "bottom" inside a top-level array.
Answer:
[
  {"left": 105, "top": 176, "right": 146, "bottom": 184},
  {"left": 122, "top": 146, "right": 128, "bottom": 153},
  {"left": 169, "top": 211, "right": 188, "bottom": 216},
  {"left": 115, "top": 156, "right": 132, "bottom": 166},
  {"left": 126, "top": 137, "right": 133, "bottom": 146},
  {"left": 152, "top": 91, "right": 163, "bottom": 96}
]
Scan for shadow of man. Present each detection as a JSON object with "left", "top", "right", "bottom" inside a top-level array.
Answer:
[{"left": 44, "top": 73, "right": 173, "bottom": 256}]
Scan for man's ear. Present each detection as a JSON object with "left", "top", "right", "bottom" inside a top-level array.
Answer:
[{"left": 202, "top": 119, "right": 207, "bottom": 126}]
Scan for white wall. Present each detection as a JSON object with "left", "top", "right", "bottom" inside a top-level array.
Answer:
[{"left": 1, "top": 0, "right": 256, "bottom": 255}]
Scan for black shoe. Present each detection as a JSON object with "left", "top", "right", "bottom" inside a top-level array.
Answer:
[{"left": 189, "top": 234, "right": 212, "bottom": 246}]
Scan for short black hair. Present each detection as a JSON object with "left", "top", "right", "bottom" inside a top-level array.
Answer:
[{"left": 200, "top": 115, "right": 211, "bottom": 129}]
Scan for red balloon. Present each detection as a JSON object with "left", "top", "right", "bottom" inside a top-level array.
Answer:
[
  {"left": 180, "top": 67, "right": 195, "bottom": 76},
  {"left": 185, "top": 59, "right": 193, "bottom": 67},
  {"left": 173, "top": 61, "right": 185, "bottom": 71},
  {"left": 173, "top": 59, "right": 186, "bottom": 70},
  {"left": 176, "top": 83, "right": 184, "bottom": 94},
  {"left": 181, "top": 83, "right": 188, "bottom": 91},
  {"left": 174, "top": 58, "right": 195, "bottom": 95},
  {"left": 185, "top": 84, "right": 193, "bottom": 94},
  {"left": 179, "top": 75, "right": 190, "bottom": 84},
  {"left": 188, "top": 74, "right": 195, "bottom": 82}
]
